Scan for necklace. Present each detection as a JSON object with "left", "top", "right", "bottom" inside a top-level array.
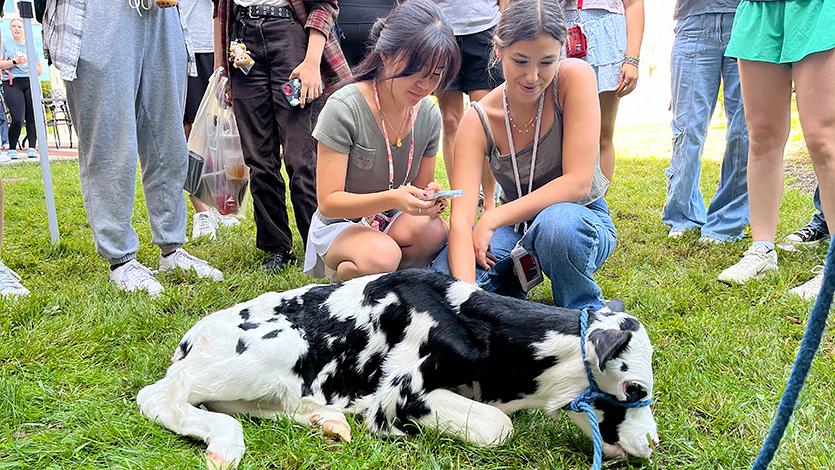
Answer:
[
  {"left": 372, "top": 81, "right": 416, "bottom": 189},
  {"left": 505, "top": 97, "right": 537, "bottom": 134},
  {"left": 375, "top": 84, "right": 411, "bottom": 148}
]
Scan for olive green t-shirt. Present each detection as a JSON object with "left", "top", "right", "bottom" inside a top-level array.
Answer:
[{"left": 313, "top": 83, "right": 442, "bottom": 194}]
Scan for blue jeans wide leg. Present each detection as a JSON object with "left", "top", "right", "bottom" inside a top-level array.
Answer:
[
  {"left": 701, "top": 13, "right": 749, "bottom": 241},
  {"left": 522, "top": 199, "right": 616, "bottom": 310},
  {"left": 663, "top": 14, "right": 725, "bottom": 233},
  {"left": 809, "top": 186, "right": 828, "bottom": 233}
]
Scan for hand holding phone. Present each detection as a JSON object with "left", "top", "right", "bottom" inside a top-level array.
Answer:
[{"left": 424, "top": 189, "right": 463, "bottom": 200}]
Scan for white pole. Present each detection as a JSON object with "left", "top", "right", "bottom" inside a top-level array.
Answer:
[{"left": 17, "top": 0, "right": 59, "bottom": 245}]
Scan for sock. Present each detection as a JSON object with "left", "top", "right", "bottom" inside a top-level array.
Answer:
[
  {"left": 110, "top": 260, "right": 129, "bottom": 271},
  {"left": 752, "top": 241, "right": 775, "bottom": 251},
  {"left": 161, "top": 250, "right": 177, "bottom": 258}
]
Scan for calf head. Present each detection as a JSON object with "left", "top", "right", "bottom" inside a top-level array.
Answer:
[{"left": 569, "top": 301, "right": 658, "bottom": 459}]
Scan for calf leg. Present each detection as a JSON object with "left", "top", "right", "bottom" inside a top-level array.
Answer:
[
  {"left": 137, "top": 375, "right": 246, "bottom": 469},
  {"left": 290, "top": 399, "right": 352, "bottom": 442},
  {"left": 415, "top": 389, "right": 513, "bottom": 446}
]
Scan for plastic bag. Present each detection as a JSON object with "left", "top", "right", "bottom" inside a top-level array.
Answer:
[{"left": 186, "top": 68, "right": 250, "bottom": 216}]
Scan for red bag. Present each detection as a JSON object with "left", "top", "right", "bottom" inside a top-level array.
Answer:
[{"left": 566, "top": 0, "right": 588, "bottom": 58}]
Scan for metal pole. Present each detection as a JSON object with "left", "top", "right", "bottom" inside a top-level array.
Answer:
[{"left": 17, "top": 0, "right": 59, "bottom": 245}]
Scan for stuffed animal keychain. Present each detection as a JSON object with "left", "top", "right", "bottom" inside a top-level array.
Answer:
[{"left": 229, "top": 40, "right": 255, "bottom": 74}]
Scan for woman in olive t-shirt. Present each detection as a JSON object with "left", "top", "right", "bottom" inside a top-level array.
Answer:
[{"left": 303, "top": 0, "right": 461, "bottom": 282}]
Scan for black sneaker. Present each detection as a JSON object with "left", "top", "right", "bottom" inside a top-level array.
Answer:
[
  {"left": 262, "top": 251, "right": 296, "bottom": 272},
  {"left": 783, "top": 223, "right": 829, "bottom": 247}
]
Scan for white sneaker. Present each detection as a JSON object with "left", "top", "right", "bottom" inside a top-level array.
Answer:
[
  {"left": 159, "top": 248, "right": 223, "bottom": 281},
  {"left": 698, "top": 235, "right": 725, "bottom": 245},
  {"left": 717, "top": 245, "right": 778, "bottom": 284},
  {"left": 109, "top": 259, "right": 164, "bottom": 296},
  {"left": 191, "top": 211, "right": 218, "bottom": 240},
  {"left": 789, "top": 266, "right": 824, "bottom": 301},
  {"left": 0, "top": 153, "right": 10, "bottom": 164},
  {"left": 668, "top": 228, "right": 685, "bottom": 238},
  {"left": 212, "top": 208, "right": 241, "bottom": 228},
  {"left": 0, "top": 261, "right": 29, "bottom": 298}
]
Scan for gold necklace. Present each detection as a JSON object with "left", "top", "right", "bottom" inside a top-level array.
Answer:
[
  {"left": 505, "top": 96, "right": 537, "bottom": 134},
  {"left": 378, "top": 91, "right": 411, "bottom": 148}
]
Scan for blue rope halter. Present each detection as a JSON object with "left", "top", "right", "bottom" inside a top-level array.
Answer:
[
  {"left": 563, "top": 308, "right": 653, "bottom": 470},
  {"left": 751, "top": 239, "right": 835, "bottom": 469}
]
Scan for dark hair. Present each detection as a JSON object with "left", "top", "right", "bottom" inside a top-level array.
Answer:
[
  {"left": 339, "top": 0, "right": 461, "bottom": 92},
  {"left": 494, "top": 0, "right": 566, "bottom": 51}
]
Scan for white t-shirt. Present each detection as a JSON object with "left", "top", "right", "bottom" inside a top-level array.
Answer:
[
  {"left": 180, "top": 0, "right": 214, "bottom": 53},
  {"left": 233, "top": 0, "right": 290, "bottom": 8}
]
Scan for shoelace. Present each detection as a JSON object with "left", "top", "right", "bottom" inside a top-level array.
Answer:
[
  {"left": 172, "top": 249, "right": 207, "bottom": 269},
  {"left": 737, "top": 247, "right": 773, "bottom": 268},
  {"left": 124, "top": 262, "right": 158, "bottom": 288},
  {"left": 195, "top": 214, "right": 215, "bottom": 235}
]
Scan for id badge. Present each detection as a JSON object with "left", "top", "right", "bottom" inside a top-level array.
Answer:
[
  {"left": 566, "top": 24, "right": 588, "bottom": 58},
  {"left": 510, "top": 241, "right": 543, "bottom": 292}
]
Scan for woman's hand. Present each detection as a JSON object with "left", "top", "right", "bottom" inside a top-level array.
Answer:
[
  {"left": 472, "top": 213, "right": 498, "bottom": 271},
  {"left": 393, "top": 185, "right": 440, "bottom": 216},
  {"left": 616, "top": 61, "right": 638, "bottom": 98},
  {"left": 14, "top": 53, "right": 27, "bottom": 65},
  {"left": 421, "top": 181, "right": 448, "bottom": 216},
  {"left": 289, "top": 59, "right": 323, "bottom": 109}
]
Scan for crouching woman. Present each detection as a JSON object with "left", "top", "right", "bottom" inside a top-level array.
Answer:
[
  {"left": 303, "top": 0, "right": 461, "bottom": 282},
  {"left": 432, "top": 0, "right": 614, "bottom": 310}
]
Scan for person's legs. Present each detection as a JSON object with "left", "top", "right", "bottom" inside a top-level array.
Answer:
[
  {"left": 598, "top": 91, "right": 619, "bottom": 182},
  {"left": 184, "top": 52, "right": 216, "bottom": 238},
  {"left": 3, "top": 82, "right": 24, "bottom": 152},
  {"left": 810, "top": 186, "right": 828, "bottom": 233},
  {"left": 793, "top": 48, "right": 835, "bottom": 241},
  {"left": 386, "top": 213, "right": 447, "bottom": 269},
  {"left": 522, "top": 199, "right": 616, "bottom": 310},
  {"left": 702, "top": 14, "right": 750, "bottom": 242},
  {"left": 0, "top": 96, "right": 9, "bottom": 148},
  {"left": 435, "top": 90, "right": 465, "bottom": 185},
  {"left": 21, "top": 81, "right": 36, "bottom": 150},
  {"left": 0, "top": 176, "right": 28, "bottom": 297},
  {"left": 662, "top": 14, "right": 723, "bottom": 235},
  {"left": 323, "top": 224, "right": 403, "bottom": 281}
]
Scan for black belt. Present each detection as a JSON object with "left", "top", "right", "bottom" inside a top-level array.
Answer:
[{"left": 246, "top": 5, "right": 294, "bottom": 19}]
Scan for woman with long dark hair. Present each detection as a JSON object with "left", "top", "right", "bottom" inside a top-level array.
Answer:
[
  {"left": 303, "top": 0, "right": 461, "bottom": 281},
  {"left": 433, "top": 0, "right": 613, "bottom": 310},
  {"left": 0, "top": 18, "right": 40, "bottom": 159}
]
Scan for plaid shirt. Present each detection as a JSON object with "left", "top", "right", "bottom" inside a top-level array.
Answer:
[
  {"left": 42, "top": 0, "right": 196, "bottom": 81},
  {"left": 214, "top": 0, "right": 351, "bottom": 91}
]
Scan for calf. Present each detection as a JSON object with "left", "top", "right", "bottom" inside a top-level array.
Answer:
[{"left": 138, "top": 269, "right": 658, "bottom": 468}]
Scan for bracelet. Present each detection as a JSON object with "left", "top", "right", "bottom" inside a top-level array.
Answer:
[{"left": 623, "top": 55, "right": 639, "bottom": 67}]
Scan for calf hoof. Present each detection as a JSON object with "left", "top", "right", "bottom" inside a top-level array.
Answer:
[
  {"left": 310, "top": 412, "right": 352, "bottom": 443},
  {"left": 205, "top": 450, "right": 238, "bottom": 470}
]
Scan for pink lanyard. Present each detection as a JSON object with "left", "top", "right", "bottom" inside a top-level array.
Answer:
[{"left": 372, "top": 81, "right": 416, "bottom": 190}]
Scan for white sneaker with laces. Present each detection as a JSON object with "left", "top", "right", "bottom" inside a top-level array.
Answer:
[
  {"left": 717, "top": 245, "right": 778, "bottom": 284},
  {"left": 0, "top": 261, "right": 29, "bottom": 298},
  {"left": 0, "top": 152, "right": 10, "bottom": 164},
  {"left": 698, "top": 235, "right": 724, "bottom": 245},
  {"left": 789, "top": 266, "right": 824, "bottom": 301},
  {"left": 109, "top": 259, "right": 164, "bottom": 296},
  {"left": 191, "top": 211, "right": 218, "bottom": 240},
  {"left": 212, "top": 208, "right": 241, "bottom": 227},
  {"left": 668, "top": 228, "right": 685, "bottom": 238},
  {"left": 159, "top": 248, "right": 223, "bottom": 281}
]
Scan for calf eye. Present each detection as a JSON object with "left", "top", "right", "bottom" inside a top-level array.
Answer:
[{"left": 620, "top": 363, "right": 628, "bottom": 372}]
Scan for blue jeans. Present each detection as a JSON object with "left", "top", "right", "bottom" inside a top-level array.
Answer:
[
  {"left": 662, "top": 13, "right": 749, "bottom": 241},
  {"left": 431, "top": 198, "right": 616, "bottom": 310},
  {"left": 809, "top": 186, "right": 828, "bottom": 234}
]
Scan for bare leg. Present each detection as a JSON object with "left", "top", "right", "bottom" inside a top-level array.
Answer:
[
  {"left": 323, "top": 224, "right": 402, "bottom": 282},
  {"left": 738, "top": 59, "right": 793, "bottom": 243},
  {"left": 793, "top": 49, "right": 835, "bottom": 235},
  {"left": 435, "top": 90, "right": 465, "bottom": 185},
  {"left": 386, "top": 213, "right": 447, "bottom": 269},
  {"left": 598, "top": 91, "right": 620, "bottom": 182}
]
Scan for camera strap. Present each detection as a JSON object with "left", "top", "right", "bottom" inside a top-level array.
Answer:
[{"left": 502, "top": 84, "right": 545, "bottom": 233}]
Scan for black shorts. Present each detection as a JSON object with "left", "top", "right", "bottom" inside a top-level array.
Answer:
[
  {"left": 447, "top": 27, "right": 504, "bottom": 92},
  {"left": 336, "top": 0, "right": 397, "bottom": 68},
  {"left": 184, "top": 52, "right": 215, "bottom": 124}
]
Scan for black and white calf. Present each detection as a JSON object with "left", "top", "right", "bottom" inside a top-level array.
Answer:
[{"left": 138, "top": 269, "right": 658, "bottom": 468}]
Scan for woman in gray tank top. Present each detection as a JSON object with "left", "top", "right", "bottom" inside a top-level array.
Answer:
[
  {"left": 431, "top": 0, "right": 616, "bottom": 310},
  {"left": 303, "top": 0, "right": 461, "bottom": 282}
]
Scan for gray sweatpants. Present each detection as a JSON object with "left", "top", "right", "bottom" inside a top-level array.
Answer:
[{"left": 65, "top": 1, "right": 188, "bottom": 265}]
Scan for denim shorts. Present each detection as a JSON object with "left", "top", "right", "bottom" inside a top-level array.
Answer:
[{"left": 563, "top": 9, "right": 627, "bottom": 93}]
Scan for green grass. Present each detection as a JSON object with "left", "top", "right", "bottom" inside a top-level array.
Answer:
[{"left": 1, "top": 126, "right": 834, "bottom": 469}]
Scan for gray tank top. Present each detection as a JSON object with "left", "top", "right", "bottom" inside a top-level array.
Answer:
[{"left": 472, "top": 80, "right": 609, "bottom": 206}]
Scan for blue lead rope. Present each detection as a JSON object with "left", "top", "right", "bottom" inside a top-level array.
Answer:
[
  {"left": 565, "top": 309, "right": 653, "bottom": 470},
  {"left": 752, "top": 240, "right": 835, "bottom": 469}
]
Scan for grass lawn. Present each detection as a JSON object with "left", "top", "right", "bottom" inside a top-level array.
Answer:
[{"left": 2, "top": 120, "right": 834, "bottom": 469}]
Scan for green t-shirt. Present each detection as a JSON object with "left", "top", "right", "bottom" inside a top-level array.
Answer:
[{"left": 313, "top": 83, "right": 442, "bottom": 194}]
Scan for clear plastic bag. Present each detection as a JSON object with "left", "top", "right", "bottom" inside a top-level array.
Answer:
[{"left": 186, "top": 68, "right": 249, "bottom": 216}]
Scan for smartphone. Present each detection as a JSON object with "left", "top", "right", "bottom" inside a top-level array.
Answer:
[
  {"left": 425, "top": 189, "right": 464, "bottom": 200},
  {"left": 281, "top": 78, "right": 302, "bottom": 107}
]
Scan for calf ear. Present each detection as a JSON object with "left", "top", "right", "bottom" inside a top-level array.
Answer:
[{"left": 589, "top": 329, "right": 632, "bottom": 371}]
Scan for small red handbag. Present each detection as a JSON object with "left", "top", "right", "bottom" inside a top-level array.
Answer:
[{"left": 566, "top": 0, "right": 588, "bottom": 58}]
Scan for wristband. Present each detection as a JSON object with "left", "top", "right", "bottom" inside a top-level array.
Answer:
[{"left": 623, "top": 55, "right": 639, "bottom": 67}]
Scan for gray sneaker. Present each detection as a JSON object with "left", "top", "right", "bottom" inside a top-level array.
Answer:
[
  {"left": 0, "top": 261, "right": 29, "bottom": 298},
  {"left": 717, "top": 245, "right": 778, "bottom": 284}
]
